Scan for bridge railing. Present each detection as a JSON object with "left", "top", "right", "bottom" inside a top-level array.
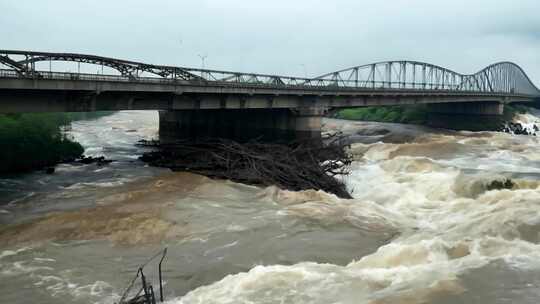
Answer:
[
  {"left": 0, "top": 69, "right": 169, "bottom": 84},
  {"left": 0, "top": 69, "right": 476, "bottom": 91}
]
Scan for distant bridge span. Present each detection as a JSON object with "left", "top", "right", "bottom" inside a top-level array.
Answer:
[{"left": 1, "top": 50, "right": 539, "bottom": 140}]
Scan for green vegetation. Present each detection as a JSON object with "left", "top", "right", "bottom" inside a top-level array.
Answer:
[
  {"left": 504, "top": 104, "right": 529, "bottom": 116},
  {"left": 334, "top": 105, "right": 429, "bottom": 124},
  {"left": 334, "top": 104, "right": 530, "bottom": 131},
  {"left": 0, "top": 112, "right": 113, "bottom": 174}
]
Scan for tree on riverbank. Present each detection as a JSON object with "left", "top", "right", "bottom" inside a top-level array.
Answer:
[{"left": 0, "top": 113, "right": 89, "bottom": 173}]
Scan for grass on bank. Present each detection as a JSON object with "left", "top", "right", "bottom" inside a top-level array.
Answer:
[
  {"left": 333, "top": 104, "right": 529, "bottom": 131},
  {"left": 334, "top": 104, "right": 529, "bottom": 123},
  {"left": 334, "top": 105, "right": 429, "bottom": 124}
]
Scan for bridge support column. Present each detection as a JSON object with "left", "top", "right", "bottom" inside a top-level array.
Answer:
[
  {"left": 291, "top": 107, "right": 325, "bottom": 140},
  {"left": 428, "top": 101, "right": 504, "bottom": 116},
  {"left": 158, "top": 107, "right": 324, "bottom": 143},
  {"left": 427, "top": 101, "right": 505, "bottom": 130}
]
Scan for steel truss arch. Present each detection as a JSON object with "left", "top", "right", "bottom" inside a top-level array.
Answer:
[
  {"left": 313, "top": 60, "right": 540, "bottom": 96},
  {"left": 0, "top": 50, "right": 200, "bottom": 80},
  {"left": 0, "top": 50, "right": 538, "bottom": 97}
]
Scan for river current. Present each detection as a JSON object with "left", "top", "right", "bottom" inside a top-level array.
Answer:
[{"left": 1, "top": 110, "right": 540, "bottom": 303}]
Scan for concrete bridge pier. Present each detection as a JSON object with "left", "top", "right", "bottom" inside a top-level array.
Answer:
[
  {"left": 428, "top": 101, "right": 504, "bottom": 116},
  {"left": 427, "top": 101, "right": 505, "bottom": 130},
  {"left": 158, "top": 107, "right": 325, "bottom": 143}
]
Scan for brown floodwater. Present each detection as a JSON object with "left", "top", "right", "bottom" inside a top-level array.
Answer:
[{"left": 1, "top": 111, "right": 540, "bottom": 304}]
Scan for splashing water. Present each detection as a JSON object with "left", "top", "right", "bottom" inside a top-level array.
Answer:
[{"left": 2, "top": 112, "right": 540, "bottom": 303}]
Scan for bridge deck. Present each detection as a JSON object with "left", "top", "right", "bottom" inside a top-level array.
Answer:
[{"left": 0, "top": 50, "right": 538, "bottom": 113}]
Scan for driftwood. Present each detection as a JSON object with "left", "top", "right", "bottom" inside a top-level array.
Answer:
[{"left": 139, "top": 134, "right": 352, "bottom": 199}]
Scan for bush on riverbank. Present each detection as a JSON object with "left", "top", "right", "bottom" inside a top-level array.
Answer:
[
  {"left": 0, "top": 113, "right": 85, "bottom": 173},
  {"left": 504, "top": 104, "right": 529, "bottom": 116},
  {"left": 334, "top": 104, "right": 529, "bottom": 131},
  {"left": 334, "top": 105, "right": 429, "bottom": 124}
]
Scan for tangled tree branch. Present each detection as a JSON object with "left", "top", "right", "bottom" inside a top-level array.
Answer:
[{"left": 139, "top": 134, "right": 352, "bottom": 198}]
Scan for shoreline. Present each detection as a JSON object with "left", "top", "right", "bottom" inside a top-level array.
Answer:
[{"left": 331, "top": 104, "right": 536, "bottom": 134}]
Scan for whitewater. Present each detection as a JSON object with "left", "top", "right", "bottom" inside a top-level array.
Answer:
[{"left": 1, "top": 111, "right": 540, "bottom": 303}]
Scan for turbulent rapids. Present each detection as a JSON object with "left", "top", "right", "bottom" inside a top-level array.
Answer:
[{"left": 2, "top": 111, "right": 540, "bottom": 304}]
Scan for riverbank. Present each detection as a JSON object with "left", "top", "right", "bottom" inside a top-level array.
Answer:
[
  {"left": 0, "top": 111, "right": 114, "bottom": 174},
  {"left": 333, "top": 104, "right": 531, "bottom": 131}
]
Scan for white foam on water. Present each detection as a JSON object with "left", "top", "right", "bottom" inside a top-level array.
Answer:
[
  {"left": 54, "top": 163, "right": 86, "bottom": 172},
  {"left": 63, "top": 178, "right": 135, "bottom": 190},
  {"left": 6, "top": 111, "right": 540, "bottom": 303},
  {"left": 7, "top": 192, "right": 36, "bottom": 206},
  {"left": 34, "top": 257, "right": 56, "bottom": 262},
  {"left": 167, "top": 130, "right": 540, "bottom": 304},
  {"left": 1, "top": 248, "right": 120, "bottom": 303},
  {"left": 512, "top": 110, "right": 540, "bottom": 135},
  {"left": 67, "top": 111, "right": 158, "bottom": 160},
  {"left": 0, "top": 247, "right": 32, "bottom": 260},
  {"left": 203, "top": 241, "right": 239, "bottom": 257},
  {"left": 1, "top": 261, "right": 54, "bottom": 276}
]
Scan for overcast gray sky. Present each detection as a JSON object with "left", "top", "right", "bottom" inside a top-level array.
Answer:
[{"left": 1, "top": 0, "right": 539, "bottom": 83}]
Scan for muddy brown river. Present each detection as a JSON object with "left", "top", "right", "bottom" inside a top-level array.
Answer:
[{"left": 1, "top": 111, "right": 540, "bottom": 303}]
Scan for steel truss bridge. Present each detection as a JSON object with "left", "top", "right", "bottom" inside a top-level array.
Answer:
[{"left": 0, "top": 50, "right": 539, "bottom": 114}]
